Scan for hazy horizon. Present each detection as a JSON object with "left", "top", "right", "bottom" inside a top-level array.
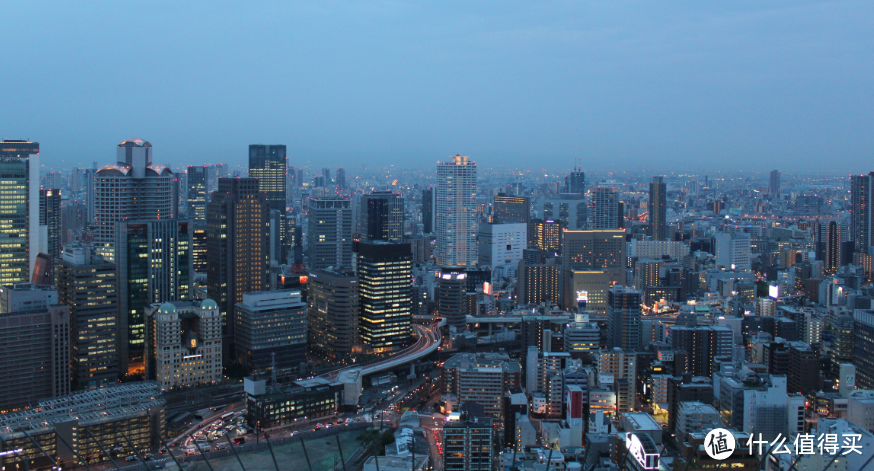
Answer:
[{"left": 4, "top": 1, "right": 873, "bottom": 174}]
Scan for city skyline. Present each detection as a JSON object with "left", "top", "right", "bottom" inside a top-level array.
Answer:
[{"left": 3, "top": 1, "right": 873, "bottom": 173}]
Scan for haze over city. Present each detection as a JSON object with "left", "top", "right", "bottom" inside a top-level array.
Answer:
[{"left": 3, "top": 1, "right": 873, "bottom": 173}]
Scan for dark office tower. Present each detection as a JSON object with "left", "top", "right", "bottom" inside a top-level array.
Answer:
[
  {"left": 207, "top": 178, "right": 269, "bottom": 350},
  {"left": 437, "top": 268, "right": 468, "bottom": 328},
  {"left": 565, "top": 165, "right": 585, "bottom": 195},
  {"left": 55, "top": 244, "right": 118, "bottom": 389},
  {"left": 295, "top": 167, "right": 305, "bottom": 188},
  {"left": 336, "top": 167, "right": 346, "bottom": 189},
  {"left": 307, "top": 269, "right": 359, "bottom": 359},
  {"left": 590, "top": 186, "right": 620, "bottom": 230},
  {"left": 422, "top": 188, "right": 435, "bottom": 233},
  {"left": 360, "top": 191, "right": 404, "bottom": 242},
  {"left": 0, "top": 139, "right": 39, "bottom": 286},
  {"left": 307, "top": 197, "right": 353, "bottom": 270},
  {"left": 854, "top": 310, "right": 874, "bottom": 389},
  {"left": 442, "top": 415, "right": 494, "bottom": 471},
  {"left": 249, "top": 145, "right": 288, "bottom": 262},
  {"left": 116, "top": 219, "right": 193, "bottom": 373},
  {"left": 769, "top": 169, "right": 781, "bottom": 195},
  {"left": 607, "top": 285, "right": 641, "bottom": 351},
  {"left": 0, "top": 304, "right": 70, "bottom": 410},
  {"left": 39, "top": 188, "right": 62, "bottom": 274},
  {"left": 192, "top": 225, "right": 207, "bottom": 273},
  {"left": 823, "top": 221, "right": 843, "bottom": 275},
  {"left": 648, "top": 176, "right": 667, "bottom": 241},
  {"left": 667, "top": 326, "right": 732, "bottom": 378},
  {"left": 187, "top": 165, "right": 208, "bottom": 223},
  {"left": 851, "top": 172, "right": 874, "bottom": 254},
  {"left": 358, "top": 241, "right": 413, "bottom": 353},
  {"left": 533, "top": 219, "right": 562, "bottom": 253},
  {"left": 322, "top": 167, "right": 331, "bottom": 180},
  {"left": 493, "top": 193, "right": 531, "bottom": 224}
]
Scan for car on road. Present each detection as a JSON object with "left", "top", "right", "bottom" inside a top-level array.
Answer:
[
  {"left": 233, "top": 437, "right": 246, "bottom": 445},
  {"left": 125, "top": 455, "right": 137, "bottom": 462}
]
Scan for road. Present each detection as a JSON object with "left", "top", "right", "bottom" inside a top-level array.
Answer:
[{"left": 322, "top": 323, "right": 442, "bottom": 381}]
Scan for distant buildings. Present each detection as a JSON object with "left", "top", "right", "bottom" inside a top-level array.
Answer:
[
  {"left": 477, "top": 223, "right": 526, "bottom": 283},
  {"left": 590, "top": 186, "right": 621, "bottom": 230},
  {"left": 186, "top": 165, "right": 208, "bottom": 223}
]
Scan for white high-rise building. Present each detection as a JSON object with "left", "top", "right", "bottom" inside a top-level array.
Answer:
[
  {"left": 477, "top": 222, "right": 526, "bottom": 282},
  {"left": 436, "top": 155, "right": 477, "bottom": 266},
  {"left": 93, "top": 139, "right": 178, "bottom": 261},
  {"left": 714, "top": 231, "right": 751, "bottom": 271}
]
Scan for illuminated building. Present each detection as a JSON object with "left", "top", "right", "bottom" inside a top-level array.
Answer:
[
  {"left": 307, "top": 269, "right": 359, "bottom": 358},
  {"left": 564, "top": 314, "right": 600, "bottom": 356},
  {"left": 532, "top": 219, "right": 562, "bottom": 253},
  {"left": 0, "top": 139, "right": 39, "bottom": 285},
  {"left": 235, "top": 289, "right": 307, "bottom": 374},
  {"left": 360, "top": 191, "right": 404, "bottom": 242},
  {"left": 442, "top": 414, "right": 494, "bottom": 471},
  {"left": 38, "top": 188, "right": 62, "bottom": 278},
  {"left": 477, "top": 223, "right": 526, "bottom": 282},
  {"left": 0, "top": 298, "right": 69, "bottom": 410},
  {"left": 493, "top": 193, "right": 530, "bottom": 225},
  {"left": 358, "top": 241, "right": 412, "bottom": 353},
  {"left": 186, "top": 165, "right": 208, "bottom": 223},
  {"left": 144, "top": 300, "right": 222, "bottom": 390},
  {"left": 249, "top": 145, "right": 288, "bottom": 262},
  {"left": 55, "top": 244, "right": 118, "bottom": 389},
  {"left": 206, "top": 178, "right": 269, "bottom": 354},
  {"left": 93, "top": 139, "right": 178, "bottom": 261},
  {"left": 607, "top": 286, "right": 641, "bottom": 351},
  {"left": 563, "top": 270, "right": 609, "bottom": 313},
  {"left": 667, "top": 325, "right": 732, "bottom": 378},
  {"left": 517, "top": 262, "right": 560, "bottom": 305},
  {"left": 562, "top": 229, "right": 627, "bottom": 285},
  {"left": 245, "top": 376, "right": 341, "bottom": 429},
  {"left": 437, "top": 268, "right": 468, "bottom": 328},
  {"left": 436, "top": 155, "right": 477, "bottom": 266},
  {"left": 191, "top": 224, "right": 207, "bottom": 273},
  {"left": 0, "top": 382, "right": 165, "bottom": 470},
  {"left": 633, "top": 259, "right": 662, "bottom": 290},
  {"left": 307, "top": 197, "right": 353, "bottom": 270},
  {"left": 116, "top": 219, "right": 193, "bottom": 373}
]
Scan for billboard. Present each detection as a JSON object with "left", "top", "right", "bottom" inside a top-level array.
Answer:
[
  {"left": 576, "top": 290, "right": 588, "bottom": 310},
  {"left": 768, "top": 284, "right": 779, "bottom": 299}
]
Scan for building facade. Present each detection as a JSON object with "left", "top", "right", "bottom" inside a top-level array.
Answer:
[
  {"left": 307, "top": 197, "right": 354, "bottom": 270},
  {"left": 436, "top": 155, "right": 477, "bottom": 266},
  {"left": 235, "top": 290, "right": 307, "bottom": 374},
  {"left": 144, "top": 300, "right": 222, "bottom": 390}
]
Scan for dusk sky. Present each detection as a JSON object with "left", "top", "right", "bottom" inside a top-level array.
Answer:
[{"left": 3, "top": 1, "right": 872, "bottom": 174}]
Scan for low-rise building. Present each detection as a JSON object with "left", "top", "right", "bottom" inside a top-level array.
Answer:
[{"left": 144, "top": 300, "right": 222, "bottom": 390}]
